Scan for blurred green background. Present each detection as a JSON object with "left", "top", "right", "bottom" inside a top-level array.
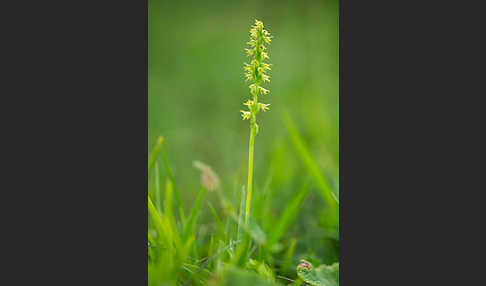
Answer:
[{"left": 149, "top": 0, "right": 338, "bottom": 264}]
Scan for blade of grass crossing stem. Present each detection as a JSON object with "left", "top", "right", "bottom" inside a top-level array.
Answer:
[
  {"left": 266, "top": 179, "right": 311, "bottom": 251},
  {"left": 282, "top": 112, "right": 339, "bottom": 207},
  {"left": 160, "top": 149, "right": 186, "bottom": 225},
  {"left": 183, "top": 186, "right": 205, "bottom": 242},
  {"left": 148, "top": 136, "right": 163, "bottom": 176}
]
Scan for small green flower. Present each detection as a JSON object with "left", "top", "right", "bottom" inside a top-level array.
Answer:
[
  {"left": 240, "top": 110, "right": 251, "bottom": 120},
  {"left": 258, "top": 103, "right": 270, "bottom": 112},
  {"left": 259, "top": 86, "right": 269, "bottom": 95},
  {"left": 243, "top": 99, "right": 254, "bottom": 108}
]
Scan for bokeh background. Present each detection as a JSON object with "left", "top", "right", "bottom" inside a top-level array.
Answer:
[{"left": 149, "top": 0, "right": 339, "bottom": 264}]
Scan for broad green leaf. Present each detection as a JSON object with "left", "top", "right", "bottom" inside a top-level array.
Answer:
[{"left": 297, "top": 260, "right": 339, "bottom": 286}]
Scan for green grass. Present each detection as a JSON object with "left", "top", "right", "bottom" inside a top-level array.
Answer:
[{"left": 148, "top": 111, "right": 339, "bottom": 285}]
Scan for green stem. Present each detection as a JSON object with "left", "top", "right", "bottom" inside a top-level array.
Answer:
[
  {"left": 245, "top": 90, "right": 258, "bottom": 225},
  {"left": 245, "top": 118, "right": 256, "bottom": 225}
]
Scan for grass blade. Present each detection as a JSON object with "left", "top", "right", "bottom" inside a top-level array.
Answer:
[
  {"left": 154, "top": 161, "right": 162, "bottom": 212},
  {"left": 266, "top": 179, "right": 311, "bottom": 250},
  {"left": 148, "top": 194, "right": 169, "bottom": 246},
  {"left": 183, "top": 240, "right": 241, "bottom": 286},
  {"left": 207, "top": 202, "right": 225, "bottom": 238},
  {"left": 282, "top": 237, "right": 297, "bottom": 275},
  {"left": 230, "top": 214, "right": 266, "bottom": 246},
  {"left": 282, "top": 111, "right": 339, "bottom": 207},
  {"left": 183, "top": 186, "right": 206, "bottom": 242},
  {"left": 164, "top": 180, "right": 182, "bottom": 244},
  {"left": 161, "top": 149, "right": 186, "bottom": 226},
  {"left": 148, "top": 136, "right": 163, "bottom": 176}
]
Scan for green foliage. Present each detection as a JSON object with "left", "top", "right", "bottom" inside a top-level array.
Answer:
[
  {"left": 148, "top": 136, "right": 163, "bottom": 176},
  {"left": 296, "top": 260, "right": 339, "bottom": 286},
  {"left": 281, "top": 237, "right": 297, "bottom": 275},
  {"left": 282, "top": 112, "right": 338, "bottom": 206},
  {"left": 283, "top": 112, "right": 339, "bottom": 235},
  {"left": 148, "top": 129, "right": 339, "bottom": 285},
  {"left": 215, "top": 266, "right": 282, "bottom": 286},
  {"left": 183, "top": 186, "right": 205, "bottom": 242},
  {"left": 266, "top": 179, "right": 311, "bottom": 251},
  {"left": 162, "top": 150, "right": 186, "bottom": 225},
  {"left": 246, "top": 259, "right": 275, "bottom": 282}
]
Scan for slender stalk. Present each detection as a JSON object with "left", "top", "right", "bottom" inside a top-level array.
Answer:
[{"left": 245, "top": 120, "right": 256, "bottom": 224}]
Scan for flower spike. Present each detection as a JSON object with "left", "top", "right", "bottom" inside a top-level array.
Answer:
[{"left": 240, "top": 20, "right": 272, "bottom": 120}]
